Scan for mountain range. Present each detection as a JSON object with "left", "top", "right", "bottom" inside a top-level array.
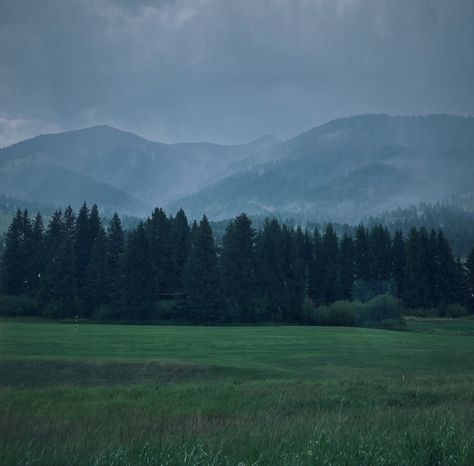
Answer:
[{"left": 1, "top": 114, "right": 473, "bottom": 222}]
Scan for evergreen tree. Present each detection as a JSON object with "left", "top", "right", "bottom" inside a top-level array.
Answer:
[
  {"left": 122, "top": 222, "right": 152, "bottom": 320},
  {"left": 146, "top": 208, "right": 176, "bottom": 296},
  {"left": 279, "top": 224, "right": 305, "bottom": 322},
  {"left": 48, "top": 234, "right": 77, "bottom": 318},
  {"left": 437, "top": 230, "right": 458, "bottom": 306},
  {"left": 26, "top": 213, "right": 45, "bottom": 295},
  {"left": 1, "top": 210, "right": 28, "bottom": 295},
  {"left": 354, "top": 225, "right": 371, "bottom": 281},
  {"left": 221, "top": 213, "right": 257, "bottom": 321},
  {"left": 184, "top": 216, "right": 222, "bottom": 322},
  {"left": 75, "top": 202, "right": 90, "bottom": 298},
  {"left": 402, "top": 227, "right": 421, "bottom": 308},
  {"left": 172, "top": 209, "right": 191, "bottom": 291},
  {"left": 338, "top": 233, "right": 354, "bottom": 300},
  {"left": 321, "top": 224, "right": 339, "bottom": 304},
  {"left": 391, "top": 230, "right": 406, "bottom": 298},
  {"left": 63, "top": 206, "right": 76, "bottom": 238},
  {"left": 308, "top": 228, "right": 324, "bottom": 305},
  {"left": 255, "top": 219, "right": 285, "bottom": 319},
  {"left": 86, "top": 226, "right": 109, "bottom": 314},
  {"left": 107, "top": 213, "right": 124, "bottom": 304},
  {"left": 369, "top": 224, "right": 392, "bottom": 281},
  {"left": 466, "top": 247, "right": 474, "bottom": 311}
]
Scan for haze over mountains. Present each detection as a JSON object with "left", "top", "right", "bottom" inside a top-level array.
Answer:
[{"left": 1, "top": 114, "right": 473, "bottom": 222}]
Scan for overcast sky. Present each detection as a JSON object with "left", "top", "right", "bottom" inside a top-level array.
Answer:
[{"left": 1, "top": 0, "right": 473, "bottom": 147}]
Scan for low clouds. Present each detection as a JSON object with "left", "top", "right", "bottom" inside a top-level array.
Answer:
[{"left": 0, "top": 0, "right": 473, "bottom": 146}]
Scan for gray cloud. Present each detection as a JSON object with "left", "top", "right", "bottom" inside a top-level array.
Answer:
[{"left": 0, "top": 0, "right": 473, "bottom": 146}]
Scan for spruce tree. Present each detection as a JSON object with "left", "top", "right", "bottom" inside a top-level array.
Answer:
[
  {"left": 466, "top": 247, "right": 474, "bottom": 311},
  {"left": 48, "top": 234, "right": 77, "bottom": 318},
  {"left": 184, "top": 216, "right": 222, "bottom": 322},
  {"left": 86, "top": 226, "right": 109, "bottom": 314},
  {"left": 321, "top": 224, "right": 339, "bottom": 304},
  {"left": 354, "top": 225, "right": 371, "bottom": 281},
  {"left": 107, "top": 213, "right": 124, "bottom": 305},
  {"left": 27, "top": 213, "right": 45, "bottom": 295},
  {"left": 146, "top": 208, "right": 176, "bottom": 297},
  {"left": 221, "top": 213, "right": 257, "bottom": 321},
  {"left": 437, "top": 230, "right": 458, "bottom": 306},
  {"left": 122, "top": 222, "right": 152, "bottom": 320},
  {"left": 308, "top": 228, "right": 324, "bottom": 306},
  {"left": 2, "top": 210, "right": 27, "bottom": 295},
  {"left": 391, "top": 230, "right": 406, "bottom": 298},
  {"left": 172, "top": 209, "right": 191, "bottom": 291},
  {"left": 75, "top": 202, "right": 90, "bottom": 299},
  {"left": 338, "top": 233, "right": 354, "bottom": 300}
]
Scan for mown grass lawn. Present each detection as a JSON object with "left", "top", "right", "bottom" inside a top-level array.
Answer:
[{"left": 1, "top": 318, "right": 473, "bottom": 465}]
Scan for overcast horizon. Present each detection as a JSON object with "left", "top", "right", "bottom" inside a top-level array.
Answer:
[{"left": 1, "top": 0, "right": 474, "bottom": 147}]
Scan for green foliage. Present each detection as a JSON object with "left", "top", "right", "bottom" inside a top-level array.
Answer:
[
  {"left": 445, "top": 304, "right": 469, "bottom": 318},
  {"left": 0, "top": 294, "right": 38, "bottom": 316}
]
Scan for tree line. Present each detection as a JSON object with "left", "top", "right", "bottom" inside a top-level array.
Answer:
[{"left": 1, "top": 204, "right": 474, "bottom": 323}]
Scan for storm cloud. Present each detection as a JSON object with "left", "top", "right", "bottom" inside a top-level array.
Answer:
[{"left": 1, "top": 0, "right": 473, "bottom": 146}]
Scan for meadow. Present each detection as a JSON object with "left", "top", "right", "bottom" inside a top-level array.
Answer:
[{"left": 1, "top": 318, "right": 473, "bottom": 465}]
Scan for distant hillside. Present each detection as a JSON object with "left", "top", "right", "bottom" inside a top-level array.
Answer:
[
  {"left": 169, "top": 114, "right": 474, "bottom": 222},
  {"left": 0, "top": 126, "right": 280, "bottom": 214}
]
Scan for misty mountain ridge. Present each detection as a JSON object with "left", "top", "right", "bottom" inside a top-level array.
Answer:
[
  {"left": 1, "top": 114, "right": 473, "bottom": 222},
  {"left": 169, "top": 114, "right": 474, "bottom": 222},
  {"left": 0, "top": 125, "right": 280, "bottom": 214}
]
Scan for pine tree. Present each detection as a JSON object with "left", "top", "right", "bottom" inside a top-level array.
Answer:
[
  {"left": 437, "top": 230, "right": 458, "bottom": 306},
  {"left": 63, "top": 206, "right": 76, "bottom": 238},
  {"left": 107, "top": 213, "right": 124, "bottom": 305},
  {"left": 338, "top": 233, "right": 354, "bottom": 300},
  {"left": 75, "top": 202, "right": 90, "bottom": 298},
  {"left": 466, "top": 247, "right": 474, "bottom": 312},
  {"left": 255, "top": 219, "right": 284, "bottom": 319},
  {"left": 184, "top": 216, "right": 222, "bottom": 322},
  {"left": 172, "top": 209, "right": 191, "bottom": 291},
  {"left": 146, "top": 208, "right": 176, "bottom": 297},
  {"left": 122, "top": 222, "right": 152, "bottom": 321},
  {"left": 321, "top": 224, "right": 339, "bottom": 304},
  {"left": 221, "top": 213, "right": 257, "bottom": 321},
  {"left": 2, "top": 210, "right": 28, "bottom": 295},
  {"left": 403, "top": 227, "right": 421, "bottom": 308},
  {"left": 369, "top": 224, "right": 392, "bottom": 281},
  {"left": 391, "top": 230, "right": 406, "bottom": 298},
  {"left": 27, "top": 213, "right": 45, "bottom": 295},
  {"left": 48, "top": 234, "right": 77, "bottom": 318},
  {"left": 308, "top": 228, "right": 324, "bottom": 306},
  {"left": 279, "top": 224, "right": 305, "bottom": 322},
  {"left": 86, "top": 226, "right": 109, "bottom": 314},
  {"left": 354, "top": 225, "right": 371, "bottom": 281}
]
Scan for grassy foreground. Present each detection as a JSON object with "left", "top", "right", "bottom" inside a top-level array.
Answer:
[{"left": 0, "top": 319, "right": 473, "bottom": 465}]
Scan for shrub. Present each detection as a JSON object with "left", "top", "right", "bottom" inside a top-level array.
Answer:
[
  {"left": 405, "top": 307, "right": 440, "bottom": 318},
  {"left": 362, "top": 294, "right": 402, "bottom": 323},
  {"left": 352, "top": 279, "right": 394, "bottom": 303},
  {"left": 328, "top": 301, "right": 358, "bottom": 326},
  {"left": 380, "top": 317, "right": 407, "bottom": 331},
  {"left": 92, "top": 305, "right": 120, "bottom": 322},
  {"left": 445, "top": 304, "right": 469, "bottom": 318},
  {"left": 0, "top": 294, "right": 38, "bottom": 317}
]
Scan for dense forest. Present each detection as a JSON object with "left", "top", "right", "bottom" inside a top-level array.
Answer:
[{"left": 1, "top": 204, "right": 473, "bottom": 327}]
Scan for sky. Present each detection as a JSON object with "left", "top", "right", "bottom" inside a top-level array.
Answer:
[{"left": 0, "top": 0, "right": 473, "bottom": 147}]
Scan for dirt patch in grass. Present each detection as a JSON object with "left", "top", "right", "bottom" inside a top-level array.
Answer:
[{"left": 0, "top": 360, "right": 250, "bottom": 388}]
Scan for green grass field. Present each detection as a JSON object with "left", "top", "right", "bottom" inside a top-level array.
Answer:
[{"left": 1, "top": 318, "right": 474, "bottom": 465}]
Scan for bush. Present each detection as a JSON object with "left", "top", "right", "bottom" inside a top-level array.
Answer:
[
  {"left": 362, "top": 294, "right": 402, "bottom": 323},
  {"left": 92, "top": 305, "right": 120, "bottom": 322},
  {"left": 328, "top": 301, "right": 358, "bottom": 326},
  {"left": 405, "top": 307, "right": 440, "bottom": 318},
  {"left": 0, "top": 294, "right": 38, "bottom": 317},
  {"left": 445, "top": 304, "right": 469, "bottom": 318},
  {"left": 380, "top": 317, "right": 407, "bottom": 331}
]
